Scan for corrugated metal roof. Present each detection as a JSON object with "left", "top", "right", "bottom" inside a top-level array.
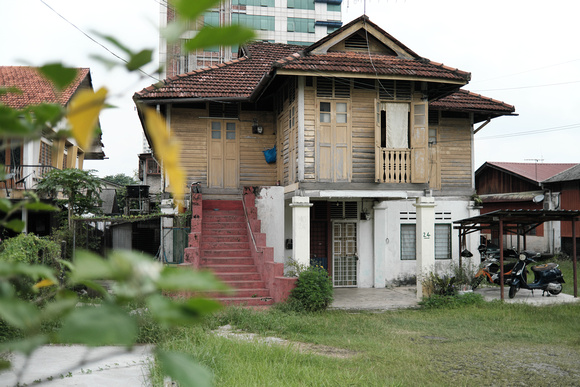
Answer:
[
  {"left": 481, "top": 162, "right": 577, "bottom": 183},
  {"left": 542, "top": 163, "right": 580, "bottom": 183}
]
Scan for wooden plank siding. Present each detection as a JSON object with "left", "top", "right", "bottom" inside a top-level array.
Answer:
[
  {"left": 438, "top": 118, "right": 472, "bottom": 188},
  {"left": 304, "top": 86, "right": 316, "bottom": 181},
  {"left": 238, "top": 111, "right": 277, "bottom": 187},
  {"left": 351, "top": 89, "right": 376, "bottom": 183},
  {"left": 171, "top": 108, "right": 208, "bottom": 186}
]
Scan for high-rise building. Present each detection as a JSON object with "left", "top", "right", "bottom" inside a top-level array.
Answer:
[{"left": 160, "top": 0, "right": 343, "bottom": 78}]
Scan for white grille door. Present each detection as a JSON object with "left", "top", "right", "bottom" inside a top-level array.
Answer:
[{"left": 332, "top": 222, "right": 358, "bottom": 287}]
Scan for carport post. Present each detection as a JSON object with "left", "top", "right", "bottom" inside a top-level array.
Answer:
[
  {"left": 499, "top": 219, "right": 505, "bottom": 301},
  {"left": 573, "top": 219, "right": 577, "bottom": 298}
]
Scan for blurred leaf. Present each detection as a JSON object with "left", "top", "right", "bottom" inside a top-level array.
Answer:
[
  {"left": 42, "top": 297, "right": 79, "bottom": 321},
  {"left": 27, "top": 103, "right": 64, "bottom": 128},
  {"left": 144, "top": 107, "right": 185, "bottom": 209},
  {"left": 0, "top": 298, "right": 41, "bottom": 330},
  {"left": 67, "top": 87, "right": 107, "bottom": 150},
  {"left": 0, "top": 359, "right": 10, "bottom": 371},
  {"left": 0, "top": 86, "right": 21, "bottom": 96},
  {"left": 0, "top": 198, "right": 12, "bottom": 213},
  {"left": 69, "top": 250, "right": 116, "bottom": 283},
  {"left": 162, "top": 20, "right": 187, "bottom": 44},
  {"left": 58, "top": 304, "right": 137, "bottom": 346},
  {"left": 33, "top": 278, "right": 56, "bottom": 289},
  {"left": 24, "top": 201, "right": 60, "bottom": 212},
  {"left": 157, "top": 349, "right": 213, "bottom": 387},
  {"left": 0, "top": 105, "right": 35, "bottom": 135},
  {"left": 0, "top": 335, "right": 48, "bottom": 356},
  {"left": 184, "top": 25, "right": 255, "bottom": 52},
  {"left": 90, "top": 54, "right": 120, "bottom": 70},
  {"left": 172, "top": 0, "right": 222, "bottom": 20},
  {"left": 157, "top": 267, "right": 229, "bottom": 292},
  {"left": 147, "top": 294, "right": 221, "bottom": 326},
  {"left": 126, "top": 49, "right": 153, "bottom": 71},
  {"left": 95, "top": 33, "right": 132, "bottom": 55},
  {"left": 0, "top": 262, "right": 58, "bottom": 283},
  {"left": 38, "top": 64, "right": 78, "bottom": 90},
  {"left": 3, "top": 219, "right": 25, "bottom": 233}
]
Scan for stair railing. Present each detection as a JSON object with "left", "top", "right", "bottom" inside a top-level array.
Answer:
[{"left": 241, "top": 193, "right": 263, "bottom": 253}]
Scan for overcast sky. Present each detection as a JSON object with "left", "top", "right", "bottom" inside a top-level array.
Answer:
[{"left": 1, "top": 0, "right": 579, "bottom": 177}]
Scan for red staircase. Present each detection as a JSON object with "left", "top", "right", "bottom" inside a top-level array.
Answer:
[{"left": 200, "top": 199, "right": 274, "bottom": 306}]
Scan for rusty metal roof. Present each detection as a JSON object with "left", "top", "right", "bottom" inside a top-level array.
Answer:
[{"left": 476, "top": 162, "right": 577, "bottom": 184}]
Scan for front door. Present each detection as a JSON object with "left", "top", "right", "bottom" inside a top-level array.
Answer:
[
  {"left": 208, "top": 121, "right": 238, "bottom": 188},
  {"left": 332, "top": 221, "right": 358, "bottom": 287}
]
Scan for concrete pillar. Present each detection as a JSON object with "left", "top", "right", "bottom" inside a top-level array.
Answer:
[
  {"left": 289, "top": 196, "right": 312, "bottom": 267},
  {"left": 160, "top": 199, "right": 175, "bottom": 263},
  {"left": 414, "top": 196, "right": 436, "bottom": 300},
  {"left": 373, "top": 201, "right": 388, "bottom": 288}
]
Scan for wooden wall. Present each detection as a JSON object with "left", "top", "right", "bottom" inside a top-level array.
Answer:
[
  {"left": 559, "top": 181, "right": 580, "bottom": 238},
  {"left": 437, "top": 118, "right": 473, "bottom": 189},
  {"left": 351, "top": 89, "right": 376, "bottom": 183},
  {"left": 171, "top": 108, "right": 208, "bottom": 186},
  {"left": 476, "top": 167, "right": 539, "bottom": 195}
]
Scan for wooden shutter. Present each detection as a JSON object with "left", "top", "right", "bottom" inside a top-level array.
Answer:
[{"left": 410, "top": 99, "right": 428, "bottom": 183}]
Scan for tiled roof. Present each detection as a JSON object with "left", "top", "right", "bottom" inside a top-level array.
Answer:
[
  {"left": 135, "top": 43, "right": 305, "bottom": 100},
  {"left": 480, "top": 162, "right": 577, "bottom": 183},
  {"left": 274, "top": 51, "right": 470, "bottom": 82},
  {"left": 430, "top": 89, "right": 515, "bottom": 114},
  {"left": 0, "top": 66, "right": 90, "bottom": 109}
]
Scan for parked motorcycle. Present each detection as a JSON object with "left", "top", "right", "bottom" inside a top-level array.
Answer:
[
  {"left": 508, "top": 251, "right": 565, "bottom": 298},
  {"left": 471, "top": 256, "right": 518, "bottom": 290}
]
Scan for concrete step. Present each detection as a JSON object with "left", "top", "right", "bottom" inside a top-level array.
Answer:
[
  {"left": 203, "top": 222, "right": 246, "bottom": 230},
  {"left": 203, "top": 199, "right": 243, "bottom": 211},
  {"left": 202, "top": 249, "right": 251, "bottom": 258},
  {"left": 202, "top": 257, "right": 255, "bottom": 266},
  {"left": 222, "top": 280, "right": 266, "bottom": 289},
  {"left": 216, "top": 297, "right": 274, "bottom": 306},
  {"left": 202, "top": 235, "right": 249, "bottom": 243},
  {"left": 202, "top": 241, "right": 250, "bottom": 250},
  {"left": 203, "top": 213, "right": 245, "bottom": 222},
  {"left": 214, "top": 272, "right": 262, "bottom": 281}
]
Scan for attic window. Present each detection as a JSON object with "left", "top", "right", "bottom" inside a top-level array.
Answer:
[{"left": 209, "top": 102, "right": 239, "bottom": 118}]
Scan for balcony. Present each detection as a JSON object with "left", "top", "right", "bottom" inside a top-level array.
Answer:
[
  {"left": 1, "top": 164, "right": 56, "bottom": 193},
  {"left": 376, "top": 148, "right": 411, "bottom": 183}
]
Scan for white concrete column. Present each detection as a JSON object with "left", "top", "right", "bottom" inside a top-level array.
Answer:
[
  {"left": 160, "top": 199, "right": 175, "bottom": 263},
  {"left": 373, "top": 201, "right": 388, "bottom": 288},
  {"left": 414, "top": 196, "right": 436, "bottom": 300},
  {"left": 289, "top": 196, "right": 312, "bottom": 267}
]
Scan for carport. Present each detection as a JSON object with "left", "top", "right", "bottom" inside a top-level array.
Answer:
[{"left": 454, "top": 209, "right": 579, "bottom": 300}]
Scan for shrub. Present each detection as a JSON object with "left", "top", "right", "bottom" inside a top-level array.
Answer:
[
  {"left": 286, "top": 266, "right": 333, "bottom": 312},
  {"left": 419, "top": 292, "right": 485, "bottom": 309},
  {"left": 422, "top": 272, "right": 457, "bottom": 297}
]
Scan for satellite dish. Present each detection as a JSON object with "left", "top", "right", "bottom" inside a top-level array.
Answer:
[{"left": 533, "top": 194, "right": 545, "bottom": 203}]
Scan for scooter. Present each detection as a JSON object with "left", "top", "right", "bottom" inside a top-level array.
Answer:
[{"left": 508, "top": 251, "right": 565, "bottom": 298}]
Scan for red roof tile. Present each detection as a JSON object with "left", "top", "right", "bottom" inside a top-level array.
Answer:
[
  {"left": 431, "top": 89, "right": 515, "bottom": 114},
  {"left": 275, "top": 51, "right": 469, "bottom": 82},
  {"left": 0, "top": 66, "right": 90, "bottom": 109},
  {"left": 482, "top": 162, "right": 577, "bottom": 183}
]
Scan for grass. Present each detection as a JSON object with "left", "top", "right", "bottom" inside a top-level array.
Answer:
[
  {"left": 552, "top": 257, "right": 577, "bottom": 295},
  {"left": 149, "top": 300, "right": 580, "bottom": 386}
]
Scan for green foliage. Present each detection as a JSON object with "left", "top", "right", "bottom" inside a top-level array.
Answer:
[
  {"left": 419, "top": 292, "right": 485, "bottom": 309},
  {"left": 0, "top": 194, "right": 59, "bottom": 233},
  {"left": 103, "top": 173, "right": 138, "bottom": 186},
  {"left": 287, "top": 266, "right": 333, "bottom": 312},
  {"left": 35, "top": 168, "right": 104, "bottom": 228},
  {"left": 0, "top": 233, "right": 60, "bottom": 266},
  {"left": 423, "top": 272, "right": 457, "bottom": 296}
]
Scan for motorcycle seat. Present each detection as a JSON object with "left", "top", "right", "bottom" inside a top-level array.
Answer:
[{"left": 531, "top": 263, "right": 558, "bottom": 272}]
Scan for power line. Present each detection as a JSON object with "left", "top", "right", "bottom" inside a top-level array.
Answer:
[
  {"left": 39, "top": 0, "right": 160, "bottom": 82},
  {"left": 470, "top": 58, "right": 580, "bottom": 85},
  {"left": 472, "top": 79, "right": 580, "bottom": 92}
]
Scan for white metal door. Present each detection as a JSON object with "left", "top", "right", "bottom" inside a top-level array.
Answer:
[{"left": 332, "top": 221, "right": 358, "bottom": 287}]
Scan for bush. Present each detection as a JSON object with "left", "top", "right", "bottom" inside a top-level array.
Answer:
[
  {"left": 422, "top": 272, "right": 457, "bottom": 297},
  {"left": 286, "top": 266, "right": 333, "bottom": 312}
]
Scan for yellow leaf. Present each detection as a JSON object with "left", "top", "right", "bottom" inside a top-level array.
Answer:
[
  {"left": 67, "top": 87, "right": 108, "bottom": 150},
  {"left": 33, "top": 278, "right": 56, "bottom": 289},
  {"left": 144, "top": 107, "right": 185, "bottom": 209}
]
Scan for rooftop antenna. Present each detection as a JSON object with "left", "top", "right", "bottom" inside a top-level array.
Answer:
[{"left": 525, "top": 157, "right": 544, "bottom": 184}]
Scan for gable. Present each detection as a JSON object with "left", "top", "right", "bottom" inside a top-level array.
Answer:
[{"left": 328, "top": 30, "right": 398, "bottom": 56}]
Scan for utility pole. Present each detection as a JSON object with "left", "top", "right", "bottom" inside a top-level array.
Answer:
[{"left": 525, "top": 157, "right": 544, "bottom": 184}]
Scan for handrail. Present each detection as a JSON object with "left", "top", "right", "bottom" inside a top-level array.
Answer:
[
  {"left": 1, "top": 164, "right": 56, "bottom": 189},
  {"left": 241, "top": 191, "right": 263, "bottom": 253}
]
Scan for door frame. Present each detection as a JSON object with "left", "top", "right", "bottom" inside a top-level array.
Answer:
[
  {"left": 207, "top": 119, "right": 239, "bottom": 188},
  {"left": 331, "top": 219, "right": 358, "bottom": 287}
]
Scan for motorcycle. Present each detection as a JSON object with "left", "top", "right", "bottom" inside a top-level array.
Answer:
[
  {"left": 508, "top": 251, "right": 565, "bottom": 298},
  {"left": 471, "top": 256, "right": 517, "bottom": 290}
]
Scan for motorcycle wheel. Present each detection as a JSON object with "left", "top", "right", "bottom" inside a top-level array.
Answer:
[
  {"left": 509, "top": 285, "right": 518, "bottom": 299},
  {"left": 548, "top": 286, "right": 562, "bottom": 296},
  {"left": 471, "top": 276, "right": 484, "bottom": 291}
]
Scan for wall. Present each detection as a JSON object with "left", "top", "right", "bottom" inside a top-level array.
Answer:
[{"left": 256, "top": 186, "right": 285, "bottom": 263}]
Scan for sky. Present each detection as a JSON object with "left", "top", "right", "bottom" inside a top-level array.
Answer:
[{"left": 1, "top": 0, "right": 579, "bottom": 177}]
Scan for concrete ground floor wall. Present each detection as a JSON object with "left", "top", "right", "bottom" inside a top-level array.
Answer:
[{"left": 257, "top": 191, "right": 481, "bottom": 288}]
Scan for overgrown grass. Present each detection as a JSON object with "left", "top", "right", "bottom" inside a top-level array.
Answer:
[
  {"left": 552, "top": 257, "right": 577, "bottom": 295},
  {"left": 149, "top": 301, "right": 580, "bottom": 386}
]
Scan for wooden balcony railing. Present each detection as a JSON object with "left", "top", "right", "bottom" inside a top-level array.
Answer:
[{"left": 376, "top": 148, "right": 411, "bottom": 183}]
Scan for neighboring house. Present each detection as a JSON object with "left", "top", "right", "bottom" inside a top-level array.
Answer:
[
  {"left": 542, "top": 164, "right": 580, "bottom": 255},
  {"left": 160, "top": 0, "right": 343, "bottom": 77},
  {"left": 0, "top": 66, "right": 105, "bottom": 234},
  {"left": 138, "top": 153, "right": 162, "bottom": 198},
  {"left": 475, "top": 161, "right": 577, "bottom": 254},
  {"left": 134, "top": 16, "right": 515, "bottom": 289}
]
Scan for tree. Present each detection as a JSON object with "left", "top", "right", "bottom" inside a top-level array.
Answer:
[
  {"left": 35, "top": 169, "right": 104, "bottom": 229},
  {"left": 103, "top": 173, "right": 138, "bottom": 186}
]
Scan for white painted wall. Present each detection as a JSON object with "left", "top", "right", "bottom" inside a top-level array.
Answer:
[{"left": 256, "top": 186, "right": 285, "bottom": 263}]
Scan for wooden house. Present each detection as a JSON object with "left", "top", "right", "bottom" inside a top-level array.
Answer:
[
  {"left": 134, "top": 16, "right": 515, "bottom": 296},
  {"left": 475, "top": 161, "right": 576, "bottom": 254},
  {"left": 0, "top": 66, "right": 105, "bottom": 234}
]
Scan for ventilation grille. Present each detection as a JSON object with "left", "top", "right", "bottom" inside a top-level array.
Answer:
[
  {"left": 354, "top": 79, "right": 376, "bottom": 90},
  {"left": 334, "top": 79, "right": 351, "bottom": 98},
  {"left": 379, "top": 80, "right": 412, "bottom": 101},
  {"left": 345, "top": 33, "right": 368, "bottom": 50},
  {"left": 435, "top": 211, "right": 452, "bottom": 221},
  {"left": 289, "top": 79, "right": 296, "bottom": 103},
  {"left": 311, "top": 201, "right": 328, "bottom": 221},
  {"left": 330, "top": 201, "right": 358, "bottom": 220},
  {"left": 400, "top": 211, "right": 416, "bottom": 221},
  {"left": 428, "top": 110, "right": 439, "bottom": 125},
  {"left": 317, "top": 78, "right": 333, "bottom": 97},
  {"left": 208, "top": 102, "right": 239, "bottom": 118}
]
